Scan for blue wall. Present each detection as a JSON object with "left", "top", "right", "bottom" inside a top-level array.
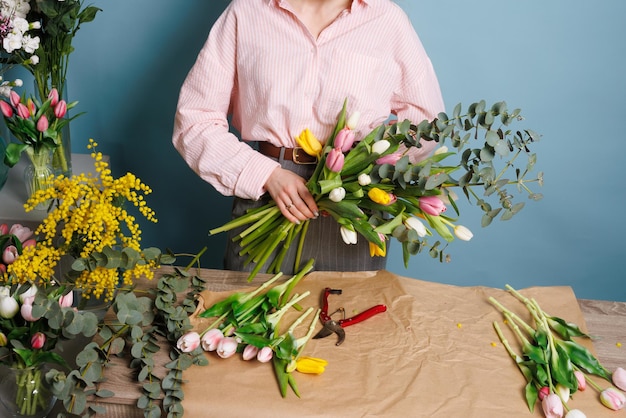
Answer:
[{"left": 50, "top": 0, "right": 625, "bottom": 300}]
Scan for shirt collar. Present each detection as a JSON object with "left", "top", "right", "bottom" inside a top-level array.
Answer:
[{"left": 269, "top": 0, "right": 370, "bottom": 9}]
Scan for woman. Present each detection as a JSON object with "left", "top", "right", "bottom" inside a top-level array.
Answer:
[{"left": 172, "top": 0, "right": 444, "bottom": 274}]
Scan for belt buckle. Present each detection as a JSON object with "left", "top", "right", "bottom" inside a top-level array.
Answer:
[{"left": 292, "top": 147, "right": 317, "bottom": 165}]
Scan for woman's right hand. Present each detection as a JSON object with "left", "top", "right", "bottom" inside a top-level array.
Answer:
[{"left": 264, "top": 167, "right": 319, "bottom": 223}]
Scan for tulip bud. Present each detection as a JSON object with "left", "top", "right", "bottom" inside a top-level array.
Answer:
[
  {"left": 367, "top": 187, "right": 395, "bottom": 206},
  {"left": 16, "top": 103, "right": 29, "bottom": 119},
  {"left": 54, "top": 100, "right": 67, "bottom": 119},
  {"left": 0, "top": 101, "right": 13, "bottom": 118},
  {"left": 256, "top": 346, "right": 273, "bottom": 363},
  {"left": 405, "top": 217, "right": 427, "bottom": 238},
  {"left": 346, "top": 111, "right": 360, "bottom": 130},
  {"left": 36, "top": 114, "right": 49, "bottom": 132},
  {"left": 18, "top": 284, "right": 37, "bottom": 303},
  {"left": 357, "top": 173, "right": 371, "bottom": 186},
  {"left": 295, "top": 128, "right": 322, "bottom": 157},
  {"left": 242, "top": 344, "right": 259, "bottom": 361},
  {"left": 0, "top": 331, "right": 7, "bottom": 346},
  {"left": 176, "top": 331, "right": 201, "bottom": 353},
  {"left": 201, "top": 328, "right": 224, "bottom": 352},
  {"left": 2, "top": 245, "right": 18, "bottom": 264},
  {"left": 0, "top": 286, "right": 9, "bottom": 298},
  {"left": 20, "top": 296, "right": 37, "bottom": 322},
  {"left": 329, "top": 187, "right": 346, "bottom": 203},
  {"left": 26, "top": 99, "right": 35, "bottom": 116},
  {"left": 334, "top": 128, "right": 355, "bottom": 152},
  {"left": 0, "top": 296, "right": 19, "bottom": 319},
  {"left": 296, "top": 356, "right": 328, "bottom": 374},
  {"left": 542, "top": 393, "right": 564, "bottom": 418},
  {"left": 376, "top": 152, "right": 402, "bottom": 166},
  {"left": 22, "top": 239, "right": 36, "bottom": 248},
  {"left": 600, "top": 387, "right": 626, "bottom": 411},
  {"left": 9, "top": 90, "right": 20, "bottom": 107},
  {"left": 9, "top": 224, "right": 33, "bottom": 243},
  {"left": 326, "top": 148, "right": 345, "bottom": 172},
  {"left": 59, "top": 291, "right": 74, "bottom": 308},
  {"left": 0, "top": 223, "right": 8, "bottom": 235},
  {"left": 454, "top": 225, "right": 473, "bottom": 241},
  {"left": 538, "top": 386, "right": 550, "bottom": 401},
  {"left": 340, "top": 225, "right": 357, "bottom": 245},
  {"left": 369, "top": 233, "right": 386, "bottom": 257},
  {"left": 216, "top": 336, "right": 238, "bottom": 359},
  {"left": 612, "top": 367, "right": 626, "bottom": 391},
  {"left": 574, "top": 370, "right": 586, "bottom": 391},
  {"left": 371, "top": 139, "right": 390, "bottom": 155},
  {"left": 30, "top": 332, "right": 46, "bottom": 349},
  {"left": 48, "top": 88, "right": 59, "bottom": 106},
  {"left": 434, "top": 146, "right": 449, "bottom": 155},
  {"left": 419, "top": 196, "right": 446, "bottom": 216},
  {"left": 555, "top": 384, "right": 570, "bottom": 404},
  {"left": 564, "top": 410, "right": 586, "bottom": 418}
]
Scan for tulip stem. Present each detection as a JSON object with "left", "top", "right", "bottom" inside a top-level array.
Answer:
[{"left": 488, "top": 296, "right": 535, "bottom": 336}]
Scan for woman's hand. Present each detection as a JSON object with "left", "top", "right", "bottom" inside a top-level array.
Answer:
[{"left": 264, "top": 167, "right": 319, "bottom": 223}]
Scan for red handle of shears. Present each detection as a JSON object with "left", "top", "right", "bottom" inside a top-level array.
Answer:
[{"left": 338, "top": 304, "right": 387, "bottom": 327}]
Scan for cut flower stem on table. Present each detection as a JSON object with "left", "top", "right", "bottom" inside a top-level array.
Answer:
[
  {"left": 178, "top": 258, "right": 323, "bottom": 397},
  {"left": 490, "top": 285, "right": 625, "bottom": 416}
]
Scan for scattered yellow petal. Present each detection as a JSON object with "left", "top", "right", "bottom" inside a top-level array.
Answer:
[
  {"left": 617, "top": 342, "right": 622, "bottom": 348},
  {"left": 456, "top": 323, "right": 462, "bottom": 329},
  {"left": 491, "top": 342, "right": 498, "bottom": 347}
]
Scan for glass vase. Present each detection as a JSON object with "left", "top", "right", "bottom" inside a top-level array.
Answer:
[
  {"left": 0, "top": 134, "right": 9, "bottom": 192},
  {"left": 51, "top": 121, "right": 72, "bottom": 178},
  {"left": 0, "top": 364, "right": 57, "bottom": 418},
  {"left": 23, "top": 147, "right": 53, "bottom": 210}
]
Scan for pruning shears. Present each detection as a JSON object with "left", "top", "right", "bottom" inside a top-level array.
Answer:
[{"left": 312, "top": 287, "right": 387, "bottom": 346}]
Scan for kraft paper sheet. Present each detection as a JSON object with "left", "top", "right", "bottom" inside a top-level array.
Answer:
[{"left": 182, "top": 270, "right": 616, "bottom": 417}]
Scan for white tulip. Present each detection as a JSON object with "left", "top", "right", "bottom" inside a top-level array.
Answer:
[
  {"left": 371, "top": 140, "right": 390, "bottom": 154},
  {"left": 454, "top": 225, "right": 473, "bottom": 241},
  {"left": 358, "top": 173, "right": 371, "bottom": 186},
  {"left": 0, "top": 296, "right": 19, "bottom": 319},
  {"left": 329, "top": 187, "right": 346, "bottom": 202},
  {"left": 340, "top": 226, "right": 357, "bottom": 245},
  {"left": 405, "top": 217, "right": 427, "bottom": 238}
]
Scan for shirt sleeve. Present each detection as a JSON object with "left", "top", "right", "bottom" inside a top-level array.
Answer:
[
  {"left": 389, "top": 7, "right": 446, "bottom": 163},
  {"left": 172, "top": 5, "right": 279, "bottom": 200}
]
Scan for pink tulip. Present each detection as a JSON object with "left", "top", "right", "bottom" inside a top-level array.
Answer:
[
  {"left": 0, "top": 264, "right": 6, "bottom": 274},
  {"left": 36, "top": 114, "right": 49, "bottom": 132},
  {"left": 59, "top": 292, "right": 74, "bottom": 308},
  {"left": 48, "top": 88, "right": 59, "bottom": 106},
  {"left": 0, "top": 101, "right": 13, "bottom": 118},
  {"left": 200, "top": 328, "right": 224, "bottom": 352},
  {"left": 538, "top": 386, "right": 550, "bottom": 401},
  {"left": 242, "top": 344, "right": 259, "bottom": 361},
  {"left": 176, "top": 331, "right": 201, "bottom": 353},
  {"left": 2, "top": 245, "right": 18, "bottom": 264},
  {"left": 216, "top": 336, "right": 238, "bottom": 359},
  {"left": 542, "top": 393, "right": 564, "bottom": 418},
  {"left": 256, "top": 346, "right": 273, "bottom": 363},
  {"left": 9, "top": 224, "right": 33, "bottom": 243},
  {"left": 9, "top": 90, "right": 20, "bottom": 107},
  {"left": 54, "top": 100, "right": 67, "bottom": 119},
  {"left": 20, "top": 296, "right": 37, "bottom": 322},
  {"left": 30, "top": 332, "right": 46, "bottom": 349},
  {"left": 334, "top": 128, "right": 355, "bottom": 152},
  {"left": 325, "top": 148, "right": 345, "bottom": 172},
  {"left": 613, "top": 367, "right": 626, "bottom": 391},
  {"left": 22, "top": 239, "right": 36, "bottom": 248},
  {"left": 0, "top": 224, "right": 8, "bottom": 235},
  {"left": 419, "top": 196, "right": 447, "bottom": 216},
  {"left": 16, "top": 103, "right": 30, "bottom": 119},
  {"left": 26, "top": 99, "right": 35, "bottom": 115},
  {"left": 376, "top": 152, "right": 403, "bottom": 166},
  {"left": 600, "top": 387, "right": 626, "bottom": 411},
  {"left": 574, "top": 370, "right": 586, "bottom": 391}
]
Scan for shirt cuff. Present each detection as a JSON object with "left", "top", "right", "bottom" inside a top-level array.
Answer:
[{"left": 234, "top": 153, "right": 281, "bottom": 200}]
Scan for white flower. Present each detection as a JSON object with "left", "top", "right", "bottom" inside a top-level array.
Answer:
[
  {"left": 405, "top": 217, "right": 427, "bottom": 237},
  {"left": 434, "top": 146, "right": 449, "bottom": 155},
  {"left": 3, "top": 33, "right": 23, "bottom": 53},
  {"left": 357, "top": 173, "right": 371, "bottom": 186},
  {"left": 28, "top": 55, "right": 38, "bottom": 65},
  {"left": 14, "top": 78, "right": 22, "bottom": 86},
  {"left": 0, "top": 296, "right": 19, "bottom": 319},
  {"left": 18, "top": 284, "right": 37, "bottom": 303},
  {"left": 346, "top": 111, "right": 360, "bottom": 130},
  {"left": 454, "top": 225, "right": 473, "bottom": 241},
  {"left": 21, "top": 34, "right": 40, "bottom": 54},
  {"left": 340, "top": 226, "right": 357, "bottom": 245},
  {"left": 372, "top": 140, "right": 390, "bottom": 154},
  {"left": 329, "top": 187, "right": 346, "bottom": 202},
  {"left": 565, "top": 410, "right": 586, "bottom": 418},
  {"left": 0, "top": 286, "right": 10, "bottom": 298}
]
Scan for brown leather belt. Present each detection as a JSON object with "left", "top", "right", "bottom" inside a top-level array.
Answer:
[{"left": 257, "top": 142, "right": 317, "bottom": 164}]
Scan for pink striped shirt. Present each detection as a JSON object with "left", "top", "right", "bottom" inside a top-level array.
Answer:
[{"left": 173, "top": 0, "right": 444, "bottom": 200}]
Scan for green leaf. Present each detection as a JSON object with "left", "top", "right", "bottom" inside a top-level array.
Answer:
[
  {"left": 524, "top": 381, "right": 538, "bottom": 412},
  {"left": 546, "top": 316, "right": 590, "bottom": 340},
  {"left": 557, "top": 340, "right": 611, "bottom": 380}
]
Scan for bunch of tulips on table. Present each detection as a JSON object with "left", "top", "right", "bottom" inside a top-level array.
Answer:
[
  {"left": 490, "top": 285, "right": 626, "bottom": 417},
  {"left": 176, "top": 259, "right": 328, "bottom": 397},
  {"left": 210, "top": 99, "right": 543, "bottom": 280}
]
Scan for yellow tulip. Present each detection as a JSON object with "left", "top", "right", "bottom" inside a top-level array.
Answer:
[
  {"left": 367, "top": 187, "right": 391, "bottom": 205},
  {"left": 295, "top": 356, "right": 328, "bottom": 374},
  {"left": 295, "top": 128, "right": 322, "bottom": 157},
  {"left": 369, "top": 232, "right": 386, "bottom": 257}
]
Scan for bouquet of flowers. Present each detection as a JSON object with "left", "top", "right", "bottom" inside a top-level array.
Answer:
[
  {"left": 0, "top": 0, "right": 40, "bottom": 92},
  {"left": 0, "top": 222, "right": 99, "bottom": 417},
  {"left": 6, "top": 139, "right": 168, "bottom": 301},
  {"left": 210, "top": 99, "right": 543, "bottom": 280}
]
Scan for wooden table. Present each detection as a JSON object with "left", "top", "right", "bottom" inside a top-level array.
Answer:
[{"left": 85, "top": 267, "right": 626, "bottom": 418}]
